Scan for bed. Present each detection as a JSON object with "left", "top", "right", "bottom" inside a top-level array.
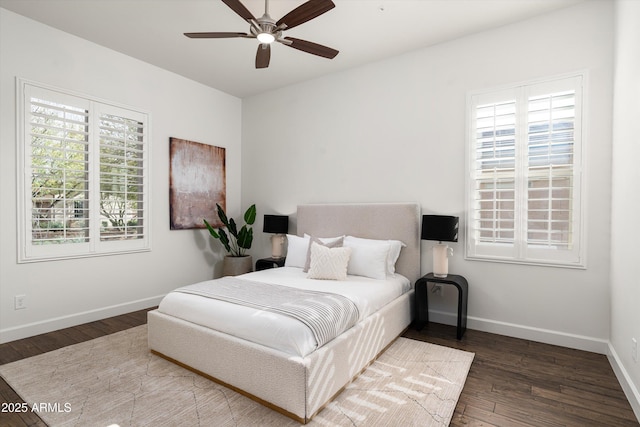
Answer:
[{"left": 147, "top": 203, "right": 421, "bottom": 423}]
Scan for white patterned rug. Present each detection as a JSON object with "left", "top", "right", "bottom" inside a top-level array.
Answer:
[{"left": 0, "top": 325, "right": 473, "bottom": 426}]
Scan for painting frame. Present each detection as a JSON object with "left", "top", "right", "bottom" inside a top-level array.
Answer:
[{"left": 169, "top": 137, "right": 226, "bottom": 230}]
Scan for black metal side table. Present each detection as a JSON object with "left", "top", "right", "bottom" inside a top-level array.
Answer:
[
  {"left": 414, "top": 273, "right": 468, "bottom": 339},
  {"left": 255, "top": 257, "right": 286, "bottom": 271}
]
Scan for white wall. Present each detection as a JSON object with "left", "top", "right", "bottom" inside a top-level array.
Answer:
[
  {"left": 0, "top": 9, "right": 242, "bottom": 342},
  {"left": 609, "top": 0, "right": 640, "bottom": 417},
  {"left": 243, "top": 0, "right": 614, "bottom": 352}
]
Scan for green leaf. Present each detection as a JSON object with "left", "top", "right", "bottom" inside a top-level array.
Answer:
[
  {"left": 244, "top": 204, "right": 257, "bottom": 225},
  {"left": 237, "top": 226, "right": 253, "bottom": 249},
  {"left": 228, "top": 217, "right": 238, "bottom": 238},
  {"left": 218, "top": 229, "right": 231, "bottom": 253},
  {"left": 216, "top": 203, "right": 229, "bottom": 228},
  {"left": 203, "top": 219, "right": 219, "bottom": 238}
]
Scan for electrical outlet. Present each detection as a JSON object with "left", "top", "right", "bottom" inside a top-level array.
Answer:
[
  {"left": 632, "top": 338, "right": 637, "bottom": 363},
  {"left": 14, "top": 294, "right": 26, "bottom": 310},
  {"left": 432, "top": 284, "right": 443, "bottom": 297}
]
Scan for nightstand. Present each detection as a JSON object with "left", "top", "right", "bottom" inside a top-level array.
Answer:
[
  {"left": 255, "top": 257, "right": 286, "bottom": 271},
  {"left": 414, "top": 273, "right": 468, "bottom": 339}
]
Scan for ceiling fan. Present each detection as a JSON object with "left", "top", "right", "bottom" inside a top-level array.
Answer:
[{"left": 184, "top": 0, "right": 339, "bottom": 69}]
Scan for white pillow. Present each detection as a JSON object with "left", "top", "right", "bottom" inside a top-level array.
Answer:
[
  {"left": 284, "top": 234, "right": 310, "bottom": 268},
  {"left": 343, "top": 237, "right": 390, "bottom": 280},
  {"left": 344, "top": 236, "right": 406, "bottom": 275},
  {"left": 303, "top": 236, "right": 344, "bottom": 272},
  {"left": 307, "top": 242, "right": 352, "bottom": 281},
  {"left": 303, "top": 234, "right": 344, "bottom": 244}
]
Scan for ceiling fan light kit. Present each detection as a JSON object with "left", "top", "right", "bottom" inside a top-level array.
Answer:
[
  {"left": 256, "top": 32, "right": 275, "bottom": 44},
  {"left": 185, "top": 0, "right": 339, "bottom": 69}
]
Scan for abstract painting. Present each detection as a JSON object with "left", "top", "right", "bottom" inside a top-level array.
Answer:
[{"left": 169, "top": 138, "right": 225, "bottom": 229}]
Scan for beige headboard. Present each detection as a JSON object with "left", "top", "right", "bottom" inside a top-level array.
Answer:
[{"left": 297, "top": 203, "right": 421, "bottom": 284}]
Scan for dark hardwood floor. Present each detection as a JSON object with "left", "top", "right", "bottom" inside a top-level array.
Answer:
[
  {"left": 1, "top": 310, "right": 638, "bottom": 426},
  {"left": 405, "top": 324, "right": 639, "bottom": 426}
]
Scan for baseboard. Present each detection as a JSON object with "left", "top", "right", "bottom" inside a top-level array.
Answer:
[
  {"left": 428, "top": 309, "right": 610, "bottom": 354},
  {"left": 607, "top": 343, "right": 640, "bottom": 422},
  {"left": 0, "top": 295, "right": 164, "bottom": 344}
]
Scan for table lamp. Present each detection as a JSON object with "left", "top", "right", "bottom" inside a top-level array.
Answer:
[
  {"left": 421, "top": 215, "right": 459, "bottom": 277},
  {"left": 263, "top": 214, "right": 289, "bottom": 259}
]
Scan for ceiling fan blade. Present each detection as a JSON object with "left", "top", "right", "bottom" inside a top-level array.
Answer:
[
  {"left": 282, "top": 37, "right": 338, "bottom": 59},
  {"left": 184, "top": 32, "right": 249, "bottom": 38},
  {"left": 222, "top": 0, "right": 256, "bottom": 21},
  {"left": 255, "top": 44, "right": 271, "bottom": 69},
  {"left": 276, "top": 0, "right": 335, "bottom": 30}
]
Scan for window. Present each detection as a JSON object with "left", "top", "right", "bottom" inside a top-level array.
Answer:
[
  {"left": 18, "top": 80, "right": 150, "bottom": 262},
  {"left": 466, "top": 74, "right": 584, "bottom": 268}
]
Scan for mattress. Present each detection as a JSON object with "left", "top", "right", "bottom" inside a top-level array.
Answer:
[{"left": 157, "top": 267, "right": 411, "bottom": 357}]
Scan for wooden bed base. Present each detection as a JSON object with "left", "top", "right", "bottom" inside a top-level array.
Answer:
[{"left": 148, "top": 203, "right": 421, "bottom": 422}]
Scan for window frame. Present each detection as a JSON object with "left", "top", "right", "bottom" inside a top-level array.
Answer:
[
  {"left": 17, "top": 78, "right": 152, "bottom": 263},
  {"left": 465, "top": 72, "right": 586, "bottom": 269}
]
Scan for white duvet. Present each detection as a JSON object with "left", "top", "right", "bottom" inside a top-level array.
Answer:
[{"left": 157, "top": 267, "right": 411, "bottom": 357}]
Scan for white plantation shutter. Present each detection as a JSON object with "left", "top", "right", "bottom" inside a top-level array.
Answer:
[
  {"left": 18, "top": 80, "right": 150, "bottom": 262},
  {"left": 98, "top": 109, "right": 146, "bottom": 242},
  {"left": 466, "top": 74, "right": 584, "bottom": 267},
  {"left": 28, "top": 94, "right": 91, "bottom": 246},
  {"left": 474, "top": 99, "right": 516, "bottom": 246}
]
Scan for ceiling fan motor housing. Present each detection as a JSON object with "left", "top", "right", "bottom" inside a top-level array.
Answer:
[{"left": 251, "top": 13, "right": 278, "bottom": 42}]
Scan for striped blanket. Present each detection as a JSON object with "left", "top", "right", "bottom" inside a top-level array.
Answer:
[{"left": 175, "top": 277, "right": 360, "bottom": 349}]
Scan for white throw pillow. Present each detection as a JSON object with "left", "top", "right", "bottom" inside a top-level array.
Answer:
[
  {"left": 303, "top": 236, "right": 344, "bottom": 272},
  {"left": 307, "top": 242, "right": 352, "bottom": 281},
  {"left": 344, "top": 236, "right": 406, "bottom": 275},
  {"left": 343, "top": 237, "right": 390, "bottom": 280},
  {"left": 284, "top": 234, "right": 310, "bottom": 268}
]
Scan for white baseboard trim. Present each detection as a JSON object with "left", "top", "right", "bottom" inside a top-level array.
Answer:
[
  {"left": 0, "top": 295, "right": 164, "bottom": 344},
  {"left": 428, "top": 309, "right": 610, "bottom": 354},
  {"left": 607, "top": 343, "right": 640, "bottom": 422}
]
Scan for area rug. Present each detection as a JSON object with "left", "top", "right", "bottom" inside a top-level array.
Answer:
[{"left": 0, "top": 325, "right": 473, "bottom": 426}]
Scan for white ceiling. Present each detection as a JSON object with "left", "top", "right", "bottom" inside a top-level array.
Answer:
[{"left": 0, "top": 0, "right": 583, "bottom": 98}]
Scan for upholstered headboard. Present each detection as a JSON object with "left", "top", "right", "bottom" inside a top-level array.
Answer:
[{"left": 297, "top": 203, "right": 421, "bottom": 284}]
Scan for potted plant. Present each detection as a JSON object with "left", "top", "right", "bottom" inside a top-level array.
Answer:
[{"left": 204, "top": 203, "right": 257, "bottom": 276}]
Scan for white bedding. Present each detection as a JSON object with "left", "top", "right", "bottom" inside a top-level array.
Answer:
[{"left": 157, "top": 267, "right": 411, "bottom": 357}]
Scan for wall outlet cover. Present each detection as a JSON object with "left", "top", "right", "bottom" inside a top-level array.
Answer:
[{"left": 14, "top": 295, "right": 27, "bottom": 310}]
